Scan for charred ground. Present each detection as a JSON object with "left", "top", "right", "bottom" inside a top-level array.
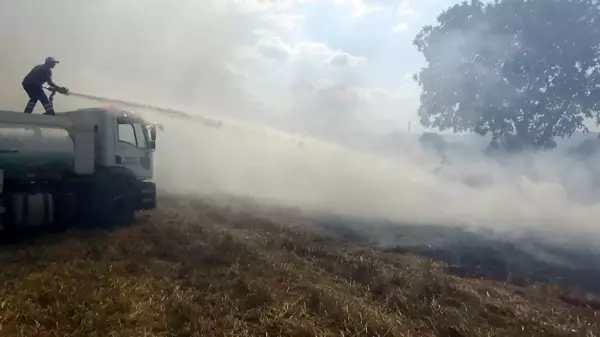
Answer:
[
  {"left": 0, "top": 194, "right": 598, "bottom": 336},
  {"left": 311, "top": 216, "right": 600, "bottom": 295}
]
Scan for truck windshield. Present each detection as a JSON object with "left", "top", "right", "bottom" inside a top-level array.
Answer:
[{"left": 117, "top": 118, "right": 149, "bottom": 149}]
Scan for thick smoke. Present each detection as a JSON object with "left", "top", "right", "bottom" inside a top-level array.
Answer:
[
  {"left": 1, "top": 1, "right": 600, "bottom": 253},
  {"left": 149, "top": 113, "right": 600, "bottom": 249}
]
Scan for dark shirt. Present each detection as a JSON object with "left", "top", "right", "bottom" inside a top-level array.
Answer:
[{"left": 22, "top": 64, "right": 52, "bottom": 86}]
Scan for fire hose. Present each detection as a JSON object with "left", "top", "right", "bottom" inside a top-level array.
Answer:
[{"left": 43, "top": 86, "right": 222, "bottom": 129}]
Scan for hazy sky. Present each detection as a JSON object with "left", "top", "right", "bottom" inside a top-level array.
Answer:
[
  {"left": 228, "top": 0, "right": 457, "bottom": 134},
  {"left": 0, "top": 0, "right": 461, "bottom": 138}
]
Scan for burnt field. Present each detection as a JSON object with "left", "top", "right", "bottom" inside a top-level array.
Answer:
[
  {"left": 311, "top": 215, "right": 600, "bottom": 296},
  {"left": 0, "top": 194, "right": 598, "bottom": 336}
]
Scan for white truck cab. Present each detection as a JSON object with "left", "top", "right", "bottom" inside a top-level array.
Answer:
[
  {"left": 0, "top": 106, "right": 161, "bottom": 230},
  {"left": 62, "top": 106, "right": 159, "bottom": 179}
]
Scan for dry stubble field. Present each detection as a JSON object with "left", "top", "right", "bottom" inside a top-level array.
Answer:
[{"left": 0, "top": 194, "right": 598, "bottom": 337}]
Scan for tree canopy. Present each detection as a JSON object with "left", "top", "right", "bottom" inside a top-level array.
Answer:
[{"left": 413, "top": 0, "right": 600, "bottom": 149}]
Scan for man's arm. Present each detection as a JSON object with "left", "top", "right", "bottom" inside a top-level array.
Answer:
[
  {"left": 45, "top": 68, "right": 68, "bottom": 94},
  {"left": 44, "top": 68, "right": 61, "bottom": 89},
  {"left": 47, "top": 76, "right": 61, "bottom": 90}
]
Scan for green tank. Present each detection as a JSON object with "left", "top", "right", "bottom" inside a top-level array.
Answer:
[{"left": 0, "top": 124, "right": 74, "bottom": 177}]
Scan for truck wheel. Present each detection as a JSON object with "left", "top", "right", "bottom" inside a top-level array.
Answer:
[
  {"left": 113, "top": 183, "right": 136, "bottom": 226},
  {"left": 93, "top": 175, "right": 136, "bottom": 227},
  {"left": 109, "top": 177, "right": 136, "bottom": 227},
  {"left": 51, "top": 192, "right": 78, "bottom": 232}
]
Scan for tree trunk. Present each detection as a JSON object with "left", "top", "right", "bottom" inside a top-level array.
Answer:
[{"left": 507, "top": 119, "right": 535, "bottom": 152}]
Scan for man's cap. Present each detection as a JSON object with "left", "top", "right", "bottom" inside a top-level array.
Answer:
[{"left": 45, "top": 57, "right": 59, "bottom": 64}]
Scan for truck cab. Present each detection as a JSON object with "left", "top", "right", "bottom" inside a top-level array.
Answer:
[
  {"left": 0, "top": 106, "right": 161, "bottom": 230},
  {"left": 62, "top": 106, "right": 158, "bottom": 180}
]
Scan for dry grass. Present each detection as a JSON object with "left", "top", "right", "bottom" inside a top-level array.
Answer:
[{"left": 0, "top": 195, "right": 598, "bottom": 336}]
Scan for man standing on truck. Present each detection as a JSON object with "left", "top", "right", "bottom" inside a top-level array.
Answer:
[{"left": 22, "top": 57, "right": 68, "bottom": 115}]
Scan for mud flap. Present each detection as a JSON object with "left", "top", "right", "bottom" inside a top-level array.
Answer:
[
  {"left": 0, "top": 170, "right": 4, "bottom": 228},
  {"left": 138, "top": 181, "right": 156, "bottom": 210},
  {"left": 0, "top": 169, "right": 4, "bottom": 215}
]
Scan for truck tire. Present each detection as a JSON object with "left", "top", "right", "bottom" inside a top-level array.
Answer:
[
  {"left": 51, "top": 191, "right": 77, "bottom": 232},
  {"left": 92, "top": 174, "right": 136, "bottom": 227},
  {"left": 111, "top": 178, "right": 136, "bottom": 226}
]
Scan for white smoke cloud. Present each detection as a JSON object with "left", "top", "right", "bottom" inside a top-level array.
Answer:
[
  {"left": 0, "top": 0, "right": 410, "bottom": 136},
  {"left": 2, "top": 0, "right": 600, "bottom": 256}
]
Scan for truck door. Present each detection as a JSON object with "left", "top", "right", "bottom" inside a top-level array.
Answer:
[{"left": 114, "top": 116, "right": 153, "bottom": 179}]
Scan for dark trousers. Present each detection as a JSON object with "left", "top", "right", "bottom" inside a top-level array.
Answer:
[{"left": 22, "top": 83, "right": 54, "bottom": 115}]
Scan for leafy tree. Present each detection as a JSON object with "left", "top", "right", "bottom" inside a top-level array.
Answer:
[{"left": 413, "top": 0, "right": 600, "bottom": 149}]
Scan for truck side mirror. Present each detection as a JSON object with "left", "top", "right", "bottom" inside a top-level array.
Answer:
[
  {"left": 150, "top": 126, "right": 157, "bottom": 141},
  {"left": 150, "top": 140, "right": 156, "bottom": 150}
]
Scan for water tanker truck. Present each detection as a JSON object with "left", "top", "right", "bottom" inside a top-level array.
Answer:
[{"left": 0, "top": 105, "right": 160, "bottom": 231}]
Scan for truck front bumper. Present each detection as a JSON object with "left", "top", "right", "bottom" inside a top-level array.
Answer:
[{"left": 138, "top": 181, "right": 156, "bottom": 210}]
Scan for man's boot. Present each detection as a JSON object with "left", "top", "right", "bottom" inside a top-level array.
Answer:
[
  {"left": 43, "top": 103, "right": 55, "bottom": 116},
  {"left": 24, "top": 100, "right": 36, "bottom": 114}
]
